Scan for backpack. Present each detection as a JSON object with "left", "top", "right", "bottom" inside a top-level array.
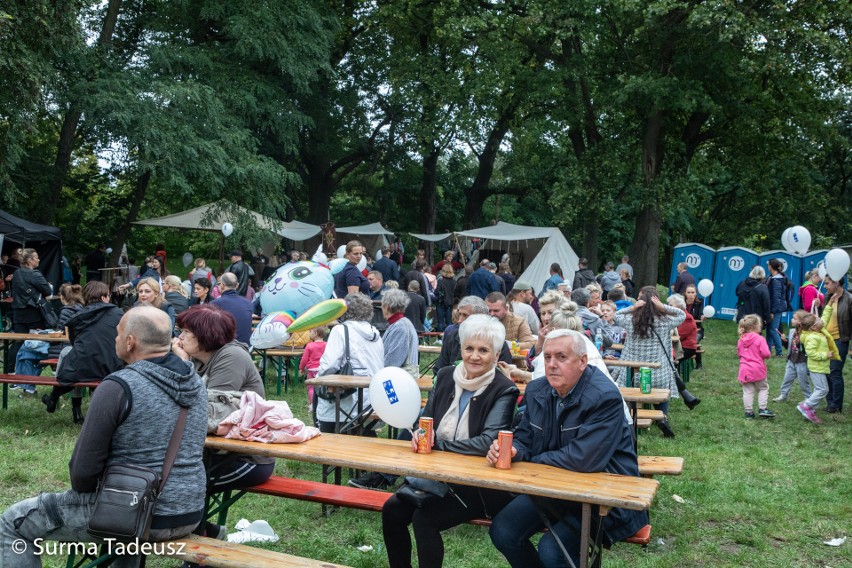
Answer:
[{"left": 784, "top": 275, "right": 795, "bottom": 311}]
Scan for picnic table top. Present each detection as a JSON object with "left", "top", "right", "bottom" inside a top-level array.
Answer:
[
  {"left": 0, "top": 332, "right": 69, "bottom": 342},
  {"left": 305, "top": 374, "right": 434, "bottom": 391}
]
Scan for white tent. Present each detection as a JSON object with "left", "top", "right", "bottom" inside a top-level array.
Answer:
[
  {"left": 456, "top": 222, "right": 579, "bottom": 293},
  {"left": 133, "top": 201, "right": 321, "bottom": 241},
  {"left": 336, "top": 222, "right": 396, "bottom": 257}
]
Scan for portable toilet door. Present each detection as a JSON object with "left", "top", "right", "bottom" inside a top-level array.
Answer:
[
  {"left": 669, "top": 243, "right": 715, "bottom": 289},
  {"left": 802, "top": 250, "right": 828, "bottom": 282},
  {"left": 759, "top": 250, "right": 803, "bottom": 325},
  {"left": 711, "top": 246, "right": 759, "bottom": 320}
]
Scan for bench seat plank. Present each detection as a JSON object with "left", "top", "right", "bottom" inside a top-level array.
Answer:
[
  {"left": 637, "top": 456, "right": 684, "bottom": 477},
  {"left": 163, "top": 534, "right": 350, "bottom": 568},
  {"left": 0, "top": 374, "right": 100, "bottom": 388}
]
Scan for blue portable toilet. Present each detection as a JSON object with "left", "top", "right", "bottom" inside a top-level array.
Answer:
[
  {"left": 711, "top": 246, "right": 759, "bottom": 320},
  {"left": 802, "top": 250, "right": 828, "bottom": 282},
  {"left": 669, "top": 243, "right": 715, "bottom": 289},
  {"left": 759, "top": 250, "right": 803, "bottom": 324}
]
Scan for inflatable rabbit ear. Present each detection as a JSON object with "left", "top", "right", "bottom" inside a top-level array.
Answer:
[
  {"left": 287, "top": 299, "right": 348, "bottom": 334},
  {"left": 312, "top": 243, "right": 328, "bottom": 266},
  {"left": 328, "top": 257, "right": 348, "bottom": 275}
]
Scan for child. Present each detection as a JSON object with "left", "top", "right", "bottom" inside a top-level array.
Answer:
[
  {"left": 774, "top": 310, "right": 812, "bottom": 402},
  {"left": 796, "top": 307, "right": 839, "bottom": 424},
  {"left": 737, "top": 314, "right": 775, "bottom": 419},
  {"left": 300, "top": 326, "right": 328, "bottom": 405},
  {"left": 599, "top": 300, "right": 625, "bottom": 359}
]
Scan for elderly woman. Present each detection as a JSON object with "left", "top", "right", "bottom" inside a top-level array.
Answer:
[
  {"left": 612, "top": 286, "right": 687, "bottom": 437},
  {"left": 668, "top": 294, "right": 698, "bottom": 364},
  {"left": 381, "top": 289, "right": 419, "bottom": 376},
  {"left": 315, "top": 293, "right": 384, "bottom": 433},
  {"left": 382, "top": 314, "right": 519, "bottom": 568},
  {"left": 43, "top": 281, "right": 124, "bottom": 424},
  {"left": 172, "top": 304, "right": 274, "bottom": 540}
]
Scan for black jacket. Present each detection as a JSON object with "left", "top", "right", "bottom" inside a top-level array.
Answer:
[
  {"left": 11, "top": 267, "right": 52, "bottom": 310},
  {"left": 48, "top": 304, "right": 84, "bottom": 358},
  {"left": 572, "top": 268, "right": 596, "bottom": 290},
  {"left": 423, "top": 366, "right": 518, "bottom": 456},
  {"left": 404, "top": 291, "right": 427, "bottom": 331},
  {"left": 165, "top": 291, "right": 190, "bottom": 315},
  {"left": 735, "top": 278, "right": 770, "bottom": 326},
  {"left": 58, "top": 302, "right": 124, "bottom": 384}
]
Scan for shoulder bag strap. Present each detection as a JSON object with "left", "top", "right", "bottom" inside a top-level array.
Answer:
[
  {"left": 403, "top": 323, "right": 411, "bottom": 367},
  {"left": 158, "top": 407, "right": 188, "bottom": 492},
  {"left": 651, "top": 328, "right": 678, "bottom": 373},
  {"left": 342, "top": 323, "right": 352, "bottom": 368}
]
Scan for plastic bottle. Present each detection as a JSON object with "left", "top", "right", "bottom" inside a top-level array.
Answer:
[{"left": 594, "top": 328, "right": 603, "bottom": 353}]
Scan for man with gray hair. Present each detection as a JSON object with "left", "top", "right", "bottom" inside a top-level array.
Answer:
[
  {"left": 487, "top": 329, "right": 646, "bottom": 567},
  {"left": 433, "top": 296, "right": 514, "bottom": 373},
  {"left": 404, "top": 280, "right": 427, "bottom": 331},
  {"left": 212, "top": 272, "right": 254, "bottom": 344},
  {"left": 0, "top": 306, "right": 208, "bottom": 566}
]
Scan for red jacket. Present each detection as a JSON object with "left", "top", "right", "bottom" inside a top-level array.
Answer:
[{"left": 677, "top": 312, "right": 698, "bottom": 350}]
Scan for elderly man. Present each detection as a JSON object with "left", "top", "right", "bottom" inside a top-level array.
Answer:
[
  {"left": 509, "top": 281, "right": 540, "bottom": 334},
  {"left": 671, "top": 262, "right": 695, "bottom": 295},
  {"left": 468, "top": 259, "right": 501, "bottom": 299},
  {"left": 434, "top": 296, "right": 514, "bottom": 373},
  {"left": 487, "top": 329, "right": 647, "bottom": 568},
  {"left": 485, "top": 292, "right": 535, "bottom": 350},
  {"left": 823, "top": 276, "right": 850, "bottom": 413},
  {"left": 0, "top": 306, "right": 207, "bottom": 568},
  {"left": 404, "top": 280, "right": 428, "bottom": 331},
  {"left": 212, "top": 272, "right": 254, "bottom": 345},
  {"left": 226, "top": 249, "right": 253, "bottom": 296}
]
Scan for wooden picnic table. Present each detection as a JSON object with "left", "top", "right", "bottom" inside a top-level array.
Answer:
[
  {"left": 0, "top": 331, "right": 69, "bottom": 374},
  {"left": 206, "top": 434, "right": 658, "bottom": 568},
  {"left": 252, "top": 347, "right": 305, "bottom": 395}
]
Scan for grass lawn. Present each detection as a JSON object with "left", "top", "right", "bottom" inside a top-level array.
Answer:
[{"left": 1, "top": 318, "right": 849, "bottom": 567}]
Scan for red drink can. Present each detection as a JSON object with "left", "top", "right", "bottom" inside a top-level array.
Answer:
[
  {"left": 417, "top": 417, "right": 433, "bottom": 454},
  {"left": 496, "top": 430, "right": 513, "bottom": 469}
]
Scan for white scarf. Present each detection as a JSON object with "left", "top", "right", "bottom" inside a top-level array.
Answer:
[{"left": 435, "top": 364, "right": 496, "bottom": 443}]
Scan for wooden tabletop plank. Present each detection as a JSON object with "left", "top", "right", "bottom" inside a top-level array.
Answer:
[
  {"left": 260, "top": 348, "right": 305, "bottom": 357},
  {"left": 166, "top": 534, "right": 351, "bottom": 567},
  {"left": 305, "top": 375, "right": 433, "bottom": 391},
  {"left": 0, "top": 332, "right": 69, "bottom": 342},
  {"left": 605, "top": 360, "right": 661, "bottom": 369},
  {"left": 205, "top": 434, "right": 658, "bottom": 511},
  {"left": 618, "top": 387, "right": 671, "bottom": 404},
  {"left": 418, "top": 345, "right": 441, "bottom": 354}
]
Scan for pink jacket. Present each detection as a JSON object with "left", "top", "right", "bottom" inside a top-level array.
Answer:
[
  {"left": 216, "top": 391, "right": 321, "bottom": 443},
  {"left": 799, "top": 283, "right": 824, "bottom": 312},
  {"left": 299, "top": 341, "right": 326, "bottom": 378},
  {"left": 737, "top": 332, "right": 770, "bottom": 384}
]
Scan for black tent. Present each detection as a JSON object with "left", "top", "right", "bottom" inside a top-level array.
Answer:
[{"left": 0, "top": 210, "right": 63, "bottom": 292}]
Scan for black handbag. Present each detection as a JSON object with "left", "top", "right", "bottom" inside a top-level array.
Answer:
[
  {"left": 36, "top": 294, "right": 59, "bottom": 329},
  {"left": 315, "top": 324, "right": 356, "bottom": 401},
  {"left": 88, "top": 407, "right": 188, "bottom": 541},
  {"left": 395, "top": 476, "right": 449, "bottom": 509}
]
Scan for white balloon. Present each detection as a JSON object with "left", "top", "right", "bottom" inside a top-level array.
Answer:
[
  {"left": 781, "top": 228, "right": 794, "bottom": 254},
  {"left": 817, "top": 260, "right": 827, "bottom": 279},
  {"left": 375, "top": 249, "right": 383, "bottom": 260},
  {"left": 696, "top": 279, "right": 714, "bottom": 297},
  {"left": 221, "top": 222, "right": 234, "bottom": 237},
  {"left": 357, "top": 254, "right": 367, "bottom": 271},
  {"left": 702, "top": 305, "right": 716, "bottom": 318},
  {"left": 788, "top": 225, "right": 810, "bottom": 255},
  {"left": 182, "top": 252, "right": 194, "bottom": 267},
  {"left": 824, "top": 248, "right": 850, "bottom": 281},
  {"left": 369, "top": 367, "right": 422, "bottom": 429},
  {"left": 337, "top": 245, "right": 347, "bottom": 259},
  {"left": 328, "top": 257, "right": 348, "bottom": 276},
  {"left": 105, "top": 247, "right": 113, "bottom": 255}
]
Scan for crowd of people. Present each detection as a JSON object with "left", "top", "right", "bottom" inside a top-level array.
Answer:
[{"left": 1, "top": 236, "right": 849, "bottom": 568}]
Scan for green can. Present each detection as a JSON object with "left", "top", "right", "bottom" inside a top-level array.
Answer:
[{"left": 639, "top": 367, "right": 652, "bottom": 394}]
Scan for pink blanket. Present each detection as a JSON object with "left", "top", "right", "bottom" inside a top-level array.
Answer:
[{"left": 216, "top": 391, "right": 321, "bottom": 443}]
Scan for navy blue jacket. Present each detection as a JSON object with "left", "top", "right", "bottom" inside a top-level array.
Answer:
[
  {"left": 212, "top": 291, "right": 254, "bottom": 345},
  {"left": 373, "top": 256, "right": 400, "bottom": 284},
  {"left": 467, "top": 268, "right": 499, "bottom": 299},
  {"left": 766, "top": 273, "right": 787, "bottom": 314},
  {"left": 512, "top": 367, "right": 648, "bottom": 543}
]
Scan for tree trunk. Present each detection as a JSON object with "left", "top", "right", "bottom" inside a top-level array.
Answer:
[
  {"left": 628, "top": 204, "right": 663, "bottom": 288},
  {"left": 110, "top": 170, "right": 152, "bottom": 265},
  {"left": 419, "top": 147, "right": 439, "bottom": 260},
  {"left": 305, "top": 160, "right": 333, "bottom": 224},
  {"left": 41, "top": 0, "right": 123, "bottom": 225},
  {"left": 581, "top": 218, "right": 599, "bottom": 271}
]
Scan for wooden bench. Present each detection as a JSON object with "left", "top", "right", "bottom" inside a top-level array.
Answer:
[
  {"left": 0, "top": 374, "right": 100, "bottom": 410},
  {"left": 67, "top": 534, "right": 351, "bottom": 568},
  {"left": 636, "top": 409, "right": 666, "bottom": 422}
]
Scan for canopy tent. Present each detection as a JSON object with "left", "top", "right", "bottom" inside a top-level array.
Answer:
[
  {"left": 133, "top": 201, "right": 321, "bottom": 241},
  {"left": 336, "top": 222, "right": 396, "bottom": 258},
  {"left": 455, "top": 222, "right": 580, "bottom": 293},
  {"left": 0, "top": 209, "right": 64, "bottom": 292},
  {"left": 410, "top": 232, "right": 453, "bottom": 242}
]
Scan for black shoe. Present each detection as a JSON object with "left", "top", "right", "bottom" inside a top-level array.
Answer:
[
  {"left": 682, "top": 390, "right": 701, "bottom": 410},
  {"left": 42, "top": 394, "right": 56, "bottom": 414},
  {"left": 72, "top": 407, "right": 84, "bottom": 424},
  {"left": 826, "top": 407, "right": 840, "bottom": 414},
  {"left": 657, "top": 420, "right": 675, "bottom": 438},
  {"left": 348, "top": 472, "right": 392, "bottom": 490}
]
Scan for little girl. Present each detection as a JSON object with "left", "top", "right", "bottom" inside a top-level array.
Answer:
[
  {"left": 796, "top": 307, "right": 839, "bottom": 424},
  {"left": 300, "top": 326, "right": 328, "bottom": 405},
  {"left": 774, "top": 310, "right": 811, "bottom": 402},
  {"left": 737, "top": 314, "right": 775, "bottom": 419}
]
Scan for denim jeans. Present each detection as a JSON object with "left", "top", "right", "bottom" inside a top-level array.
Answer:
[
  {"left": 489, "top": 494, "right": 588, "bottom": 568},
  {"left": 767, "top": 313, "right": 783, "bottom": 355},
  {"left": 779, "top": 360, "right": 811, "bottom": 400},
  {"left": 802, "top": 372, "right": 829, "bottom": 410},
  {"left": 0, "top": 489, "right": 197, "bottom": 568},
  {"left": 436, "top": 305, "right": 453, "bottom": 332},
  {"left": 826, "top": 340, "right": 848, "bottom": 411}
]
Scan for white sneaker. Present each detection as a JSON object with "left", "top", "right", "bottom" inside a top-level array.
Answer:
[{"left": 773, "top": 395, "right": 787, "bottom": 402}]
